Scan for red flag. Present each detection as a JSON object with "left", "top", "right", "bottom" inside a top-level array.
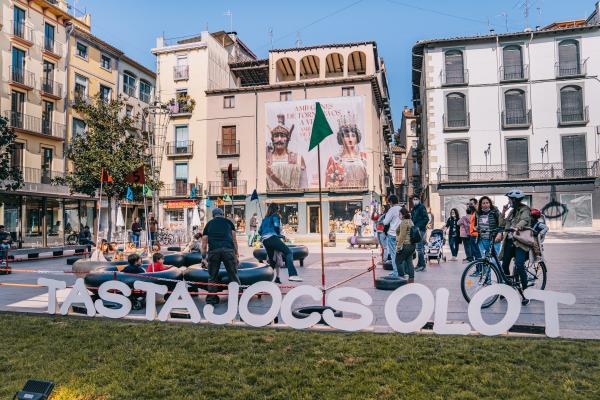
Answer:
[
  {"left": 227, "top": 163, "right": 233, "bottom": 181},
  {"left": 125, "top": 166, "right": 145, "bottom": 184},
  {"left": 101, "top": 168, "right": 113, "bottom": 183}
]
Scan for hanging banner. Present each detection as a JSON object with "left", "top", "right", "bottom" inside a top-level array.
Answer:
[{"left": 164, "top": 200, "right": 197, "bottom": 209}]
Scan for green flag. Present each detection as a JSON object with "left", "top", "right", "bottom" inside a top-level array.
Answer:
[
  {"left": 223, "top": 193, "right": 232, "bottom": 202},
  {"left": 143, "top": 184, "right": 153, "bottom": 198},
  {"left": 309, "top": 102, "right": 333, "bottom": 151}
]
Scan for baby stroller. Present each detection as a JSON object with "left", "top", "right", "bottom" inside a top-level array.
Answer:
[{"left": 425, "top": 229, "right": 446, "bottom": 264}]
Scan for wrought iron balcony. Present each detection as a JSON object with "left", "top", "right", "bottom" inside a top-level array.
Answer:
[
  {"left": 207, "top": 180, "right": 247, "bottom": 196},
  {"left": 555, "top": 60, "right": 587, "bottom": 78},
  {"left": 168, "top": 100, "right": 194, "bottom": 116},
  {"left": 159, "top": 182, "right": 202, "bottom": 197},
  {"left": 10, "top": 20, "right": 33, "bottom": 44},
  {"left": 40, "top": 78, "right": 63, "bottom": 99},
  {"left": 216, "top": 141, "right": 240, "bottom": 157},
  {"left": 441, "top": 68, "right": 469, "bottom": 86},
  {"left": 437, "top": 161, "right": 599, "bottom": 183},
  {"left": 173, "top": 65, "right": 189, "bottom": 81},
  {"left": 502, "top": 109, "right": 531, "bottom": 129},
  {"left": 3, "top": 111, "right": 66, "bottom": 139},
  {"left": 43, "top": 37, "right": 63, "bottom": 57},
  {"left": 557, "top": 106, "right": 589, "bottom": 126},
  {"left": 70, "top": 91, "right": 91, "bottom": 106},
  {"left": 500, "top": 65, "right": 529, "bottom": 82},
  {"left": 166, "top": 141, "right": 194, "bottom": 157},
  {"left": 9, "top": 66, "right": 35, "bottom": 89},
  {"left": 21, "top": 167, "right": 65, "bottom": 185},
  {"left": 443, "top": 112, "right": 470, "bottom": 131}
]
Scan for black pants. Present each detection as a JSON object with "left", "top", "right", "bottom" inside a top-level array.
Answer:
[
  {"left": 448, "top": 236, "right": 460, "bottom": 257},
  {"left": 263, "top": 236, "right": 298, "bottom": 277},
  {"left": 395, "top": 244, "right": 415, "bottom": 278},
  {"left": 206, "top": 248, "right": 240, "bottom": 304},
  {"left": 462, "top": 236, "right": 472, "bottom": 260},
  {"left": 501, "top": 240, "right": 528, "bottom": 291}
]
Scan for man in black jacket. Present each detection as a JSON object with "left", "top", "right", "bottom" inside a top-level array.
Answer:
[{"left": 411, "top": 195, "right": 429, "bottom": 271}]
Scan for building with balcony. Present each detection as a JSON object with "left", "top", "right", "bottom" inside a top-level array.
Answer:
[{"left": 411, "top": 2, "right": 600, "bottom": 230}]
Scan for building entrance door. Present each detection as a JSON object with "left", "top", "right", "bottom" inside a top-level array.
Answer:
[{"left": 308, "top": 205, "right": 320, "bottom": 234}]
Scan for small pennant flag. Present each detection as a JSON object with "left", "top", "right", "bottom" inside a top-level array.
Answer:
[
  {"left": 216, "top": 197, "right": 224, "bottom": 206},
  {"left": 190, "top": 185, "right": 197, "bottom": 199},
  {"left": 308, "top": 102, "right": 333, "bottom": 151},
  {"left": 143, "top": 184, "right": 153, "bottom": 198},
  {"left": 205, "top": 198, "right": 212, "bottom": 207},
  {"left": 125, "top": 165, "right": 145, "bottom": 185},
  {"left": 223, "top": 193, "right": 232, "bottom": 202},
  {"left": 100, "top": 168, "right": 113, "bottom": 183},
  {"left": 125, "top": 187, "right": 134, "bottom": 201},
  {"left": 250, "top": 189, "right": 259, "bottom": 201}
]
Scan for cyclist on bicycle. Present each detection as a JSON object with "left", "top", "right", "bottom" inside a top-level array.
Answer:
[{"left": 499, "top": 190, "right": 532, "bottom": 305}]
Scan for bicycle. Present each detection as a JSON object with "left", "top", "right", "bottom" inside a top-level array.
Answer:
[
  {"left": 65, "top": 232, "right": 79, "bottom": 245},
  {"left": 156, "top": 228, "right": 175, "bottom": 246},
  {"left": 460, "top": 228, "right": 547, "bottom": 308}
]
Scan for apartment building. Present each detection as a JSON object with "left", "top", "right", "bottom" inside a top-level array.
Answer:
[{"left": 412, "top": 2, "right": 600, "bottom": 230}]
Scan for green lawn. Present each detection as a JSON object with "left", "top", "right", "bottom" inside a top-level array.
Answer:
[{"left": 0, "top": 313, "right": 598, "bottom": 400}]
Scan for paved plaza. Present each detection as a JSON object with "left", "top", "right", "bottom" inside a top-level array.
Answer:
[{"left": 1, "top": 230, "right": 599, "bottom": 339}]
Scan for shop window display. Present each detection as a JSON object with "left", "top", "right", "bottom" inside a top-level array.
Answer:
[
  {"left": 46, "top": 198, "right": 64, "bottom": 246},
  {"left": 330, "top": 201, "right": 362, "bottom": 234},
  {"left": 0, "top": 197, "right": 21, "bottom": 243},
  {"left": 279, "top": 203, "right": 299, "bottom": 234},
  {"left": 224, "top": 205, "right": 246, "bottom": 232}
]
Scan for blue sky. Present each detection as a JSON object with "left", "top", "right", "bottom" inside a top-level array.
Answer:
[{"left": 78, "top": 0, "right": 595, "bottom": 122}]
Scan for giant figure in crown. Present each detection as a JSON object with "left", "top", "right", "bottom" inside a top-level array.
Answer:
[{"left": 266, "top": 114, "right": 307, "bottom": 191}]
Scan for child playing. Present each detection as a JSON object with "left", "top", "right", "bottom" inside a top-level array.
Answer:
[{"left": 530, "top": 208, "right": 548, "bottom": 261}]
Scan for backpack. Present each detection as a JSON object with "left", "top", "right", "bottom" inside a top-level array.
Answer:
[{"left": 409, "top": 225, "right": 422, "bottom": 244}]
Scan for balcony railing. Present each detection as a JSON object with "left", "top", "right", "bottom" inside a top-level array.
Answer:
[
  {"left": 123, "top": 83, "right": 136, "bottom": 98},
  {"left": 169, "top": 101, "right": 194, "bottom": 116},
  {"left": 441, "top": 68, "right": 469, "bottom": 86},
  {"left": 208, "top": 180, "right": 247, "bottom": 196},
  {"left": 557, "top": 106, "right": 589, "bottom": 126},
  {"left": 21, "top": 167, "right": 65, "bottom": 185},
  {"left": 11, "top": 20, "right": 33, "bottom": 43},
  {"left": 43, "top": 37, "right": 63, "bottom": 57},
  {"left": 173, "top": 65, "right": 189, "bottom": 81},
  {"left": 159, "top": 182, "right": 202, "bottom": 197},
  {"left": 216, "top": 141, "right": 240, "bottom": 157},
  {"left": 437, "top": 161, "right": 599, "bottom": 183},
  {"left": 9, "top": 66, "right": 35, "bottom": 89},
  {"left": 443, "top": 112, "right": 470, "bottom": 131},
  {"left": 500, "top": 65, "right": 529, "bottom": 82},
  {"left": 3, "top": 111, "right": 66, "bottom": 139},
  {"left": 166, "top": 141, "right": 194, "bottom": 156},
  {"left": 502, "top": 109, "right": 531, "bottom": 129},
  {"left": 555, "top": 60, "right": 587, "bottom": 78},
  {"left": 70, "top": 91, "right": 91, "bottom": 106},
  {"left": 40, "top": 78, "right": 63, "bottom": 98}
]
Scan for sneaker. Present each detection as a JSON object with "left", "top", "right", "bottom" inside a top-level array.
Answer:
[
  {"left": 407, "top": 278, "right": 415, "bottom": 284},
  {"left": 274, "top": 277, "right": 282, "bottom": 284},
  {"left": 415, "top": 266, "right": 426, "bottom": 272},
  {"left": 289, "top": 275, "right": 303, "bottom": 282},
  {"left": 521, "top": 298, "right": 530, "bottom": 306},
  {"left": 388, "top": 272, "right": 399, "bottom": 278},
  {"left": 403, "top": 274, "right": 409, "bottom": 280}
]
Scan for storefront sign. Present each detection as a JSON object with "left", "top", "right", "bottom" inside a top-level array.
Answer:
[
  {"left": 38, "top": 279, "right": 575, "bottom": 338},
  {"left": 164, "top": 200, "right": 197, "bottom": 209}
]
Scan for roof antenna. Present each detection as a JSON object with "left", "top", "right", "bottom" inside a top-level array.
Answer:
[
  {"left": 268, "top": 27, "right": 273, "bottom": 49},
  {"left": 500, "top": 12, "right": 509, "bottom": 32},
  {"left": 524, "top": 0, "right": 531, "bottom": 30},
  {"left": 295, "top": 32, "right": 302, "bottom": 48},
  {"left": 224, "top": 9, "right": 233, "bottom": 32}
]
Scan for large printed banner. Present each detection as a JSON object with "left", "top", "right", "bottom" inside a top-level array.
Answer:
[{"left": 265, "top": 97, "right": 367, "bottom": 191}]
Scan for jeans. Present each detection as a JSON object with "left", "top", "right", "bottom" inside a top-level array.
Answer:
[
  {"left": 470, "top": 236, "right": 481, "bottom": 259},
  {"left": 247, "top": 229, "right": 256, "bottom": 246},
  {"left": 462, "top": 236, "right": 472, "bottom": 260},
  {"left": 206, "top": 247, "right": 240, "bottom": 304},
  {"left": 448, "top": 236, "right": 460, "bottom": 257},
  {"left": 148, "top": 232, "right": 156, "bottom": 246},
  {"left": 501, "top": 240, "right": 529, "bottom": 291},
  {"left": 131, "top": 233, "right": 141, "bottom": 248},
  {"left": 478, "top": 238, "right": 501, "bottom": 260},
  {"left": 263, "top": 236, "right": 298, "bottom": 277},
  {"left": 387, "top": 235, "right": 398, "bottom": 272},
  {"left": 378, "top": 233, "right": 389, "bottom": 261},
  {"left": 395, "top": 244, "right": 415, "bottom": 278},
  {"left": 416, "top": 229, "right": 426, "bottom": 268}
]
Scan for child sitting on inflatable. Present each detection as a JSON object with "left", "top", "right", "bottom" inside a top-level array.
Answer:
[
  {"left": 146, "top": 252, "right": 169, "bottom": 273},
  {"left": 121, "top": 253, "right": 145, "bottom": 274}
]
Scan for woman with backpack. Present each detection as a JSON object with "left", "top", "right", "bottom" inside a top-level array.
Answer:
[
  {"left": 472, "top": 196, "right": 504, "bottom": 258},
  {"left": 444, "top": 208, "right": 461, "bottom": 260},
  {"left": 393, "top": 207, "right": 416, "bottom": 283}
]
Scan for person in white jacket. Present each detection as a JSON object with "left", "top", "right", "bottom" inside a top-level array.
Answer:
[{"left": 382, "top": 195, "right": 402, "bottom": 277}]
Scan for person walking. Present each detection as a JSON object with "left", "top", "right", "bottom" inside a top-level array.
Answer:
[
  {"left": 467, "top": 198, "right": 482, "bottom": 260},
  {"left": 376, "top": 204, "right": 391, "bottom": 263},
  {"left": 411, "top": 195, "right": 429, "bottom": 272},
  {"left": 394, "top": 207, "right": 416, "bottom": 282},
  {"left": 382, "top": 195, "right": 402, "bottom": 276},
  {"left": 352, "top": 209, "right": 363, "bottom": 236},
  {"left": 248, "top": 213, "right": 259, "bottom": 247},
  {"left": 458, "top": 209, "right": 473, "bottom": 262},
  {"left": 499, "top": 190, "right": 532, "bottom": 305},
  {"left": 131, "top": 217, "right": 142, "bottom": 249},
  {"left": 148, "top": 214, "right": 158, "bottom": 247},
  {"left": 259, "top": 203, "right": 302, "bottom": 282},
  {"left": 201, "top": 208, "right": 241, "bottom": 305},
  {"left": 473, "top": 196, "right": 503, "bottom": 260},
  {"left": 444, "top": 208, "right": 460, "bottom": 260}
]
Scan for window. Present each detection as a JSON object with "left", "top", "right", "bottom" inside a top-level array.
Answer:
[
  {"left": 13, "top": 7, "right": 26, "bottom": 38},
  {"left": 506, "top": 138, "right": 529, "bottom": 179},
  {"left": 223, "top": 95, "right": 235, "bottom": 108},
  {"left": 220, "top": 126, "right": 237, "bottom": 155},
  {"left": 10, "top": 143, "right": 24, "bottom": 170},
  {"left": 558, "top": 39, "right": 580, "bottom": 77},
  {"left": 410, "top": 120, "right": 416, "bottom": 133},
  {"left": 42, "top": 60, "right": 55, "bottom": 93},
  {"left": 72, "top": 118, "right": 86, "bottom": 137},
  {"left": 139, "top": 80, "right": 151, "bottom": 103},
  {"left": 42, "top": 101, "right": 53, "bottom": 135},
  {"left": 559, "top": 85, "right": 584, "bottom": 123},
  {"left": 11, "top": 91, "right": 25, "bottom": 117},
  {"left": 445, "top": 93, "right": 468, "bottom": 128},
  {"left": 174, "top": 163, "right": 188, "bottom": 196},
  {"left": 125, "top": 105, "right": 133, "bottom": 118},
  {"left": 175, "top": 125, "right": 189, "bottom": 152},
  {"left": 221, "top": 169, "right": 238, "bottom": 185},
  {"left": 174, "top": 55, "right": 189, "bottom": 80},
  {"left": 279, "top": 91, "right": 291, "bottom": 101},
  {"left": 446, "top": 140, "right": 469, "bottom": 180},
  {"left": 562, "top": 135, "right": 587, "bottom": 176},
  {"left": 101, "top": 54, "right": 111, "bottom": 70},
  {"left": 76, "top": 42, "right": 88, "bottom": 59},
  {"left": 444, "top": 50, "right": 465, "bottom": 84},
  {"left": 99, "top": 85, "right": 112, "bottom": 102},
  {"left": 41, "top": 148, "right": 53, "bottom": 184},
  {"left": 502, "top": 45, "right": 524, "bottom": 80},
  {"left": 342, "top": 87, "right": 355, "bottom": 97},
  {"left": 11, "top": 47, "right": 26, "bottom": 84},
  {"left": 74, "top": 74, "right": 88, "bottom": 99},
  {"left": 123, "top": 72, "right": 136, "bottom": 97},
  {"left": 504, "top": 89, "right": 527, "bottom": 126},
  {"left": 44, "top": 23, "right": 55, "bottom": 53}
]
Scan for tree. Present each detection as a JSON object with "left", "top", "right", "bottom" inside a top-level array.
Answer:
[
  {"left": 61, "top": 95, "right": 161, "bottom": 240},
  {"left": 0, "top": 116, "right": 23, "bottom": 191}
]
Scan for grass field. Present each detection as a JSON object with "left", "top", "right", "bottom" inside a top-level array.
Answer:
[{"left": 0, "top": 313, "right": 598, "bottom": 400}]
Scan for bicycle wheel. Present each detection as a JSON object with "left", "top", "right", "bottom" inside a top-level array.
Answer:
[
  {"left": 461, "top": 260, "right": 501, "bottom": 309},
  {"left": 526, "top": 261, "right": 547, "bottom": 290},
  {"left": 66, "top": 234, "right": 78, "bottom": 246}
]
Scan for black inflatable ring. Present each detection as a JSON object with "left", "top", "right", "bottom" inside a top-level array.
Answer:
[
  {"left": 184, "top": 261, "right": 274, "bottom": 289},
  {"left": 163, "top": 253, "right": 186, "bottom": 267},
  {"left": 292, "top": 306, "right": 343, "bottom": 325},
  {"left": 167, "top": 246, "right": 182, "bottom": 252},
  {"left": 84, "top": 266, "right": 183, "bottom": 291},
  {"left": 253, "top": 245, "right": 309, "bottom": 266},
  {"left": 375, "top": 276, "right": 407, "bottom": 290},
  {"left": 183, "top": 252, "right": 204, "bottom": 267},
  {"left": 347, "top": 236, "right": 379, "bottom": 248},
  {"left": 66, "top": 256, "right": 82, "bottom": 265}
]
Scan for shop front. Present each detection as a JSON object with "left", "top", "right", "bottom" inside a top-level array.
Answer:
[{"left": 161, "top": 199, "right": 201, "bottom": 232}]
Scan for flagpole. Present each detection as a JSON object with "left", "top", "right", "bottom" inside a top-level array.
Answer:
[
  {"left": 123, "top": 201, "right": 128, "bottom": 249},
  {"left": 143, "top": 192, "right": 150, "bottom": 256},
  {"left": 317, "top": 144, "right": 326, "bottom": 306},
  {"left": 96, "top": 169, "right": 104, "bottom": 248}
]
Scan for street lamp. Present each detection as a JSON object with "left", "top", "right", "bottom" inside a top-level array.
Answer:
[
  {"left": 540, "top": 140, "right": 548, "bottom": 164},
  {"left": 484, "top": 143, "right": 491, "bottom": 171}
]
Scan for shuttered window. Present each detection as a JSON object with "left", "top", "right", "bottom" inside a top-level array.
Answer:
[
  {"left": 446, "top": 93, "right": 467, "bottom": 127},
  {"left": 558, "top": 40, "right": 580, "bottom": 76},
  {"left": 560, "top": 86, "right": 584, "bottom": 122},
  {"left": 506, "top": 138, "right": 529, "bottom": 179},
  {"left": 444, "top": 50, "right": 464, "bottom": 84},
  {"left": 504, "top": 90, "right": 526, "bottom": 125},
  {"left": 503, "top": 46, "right": 523, "bottom": 80},
  {"left": 221, "top": 126, "right": 237, "bottom": 154},
  {"left": 562, "top": 135, "right": 587, "bottom": 176},
  {"left": 446, "top": 140, "right": 469, "bottom": 180}
]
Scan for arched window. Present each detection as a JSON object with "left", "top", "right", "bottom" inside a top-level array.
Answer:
[
  {"left": 325, "top": 53, "right": 343, "bottom": 77},
  {"left": 504, "top": 89, "right": 527, "bottom": 125},
  {"left": 444, "top": 50, "right": 465, "bottom": 84},
  {"left": 502, "top": 45, "right": 523, "bottom": 80},
  {"left": 560, "top": 85, "right": 584, "bottom": 123},
  {"left": 558, "top": 39, "right": 580, "bottom": 77},
  {"left": 445, "top": 92, "right": 467, "bottom": 128},
  {"left": 275, "top": 57, "right": 296, "bottom": 82},
  {"left": 347, "top": 51, "right": 366, "bottom": 76},
  {"left": 300, "top": 55, "right": 320, "bottom": 79}
]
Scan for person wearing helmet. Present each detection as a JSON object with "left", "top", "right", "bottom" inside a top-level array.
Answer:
[{"left": 500, "top": 190, "right": 532, "bottom": 305}]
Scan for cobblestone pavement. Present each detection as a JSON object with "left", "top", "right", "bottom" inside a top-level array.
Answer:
[{"left": 1, "top": 231, "right": 599, "bottom": 339}]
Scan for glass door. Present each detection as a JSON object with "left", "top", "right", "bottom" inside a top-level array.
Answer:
[
  {"left": 308, "top": 205, "right": 321, "bottom": 234},
  {"left": 41, "top": 148, "right": 53, "bottom": 184}
]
